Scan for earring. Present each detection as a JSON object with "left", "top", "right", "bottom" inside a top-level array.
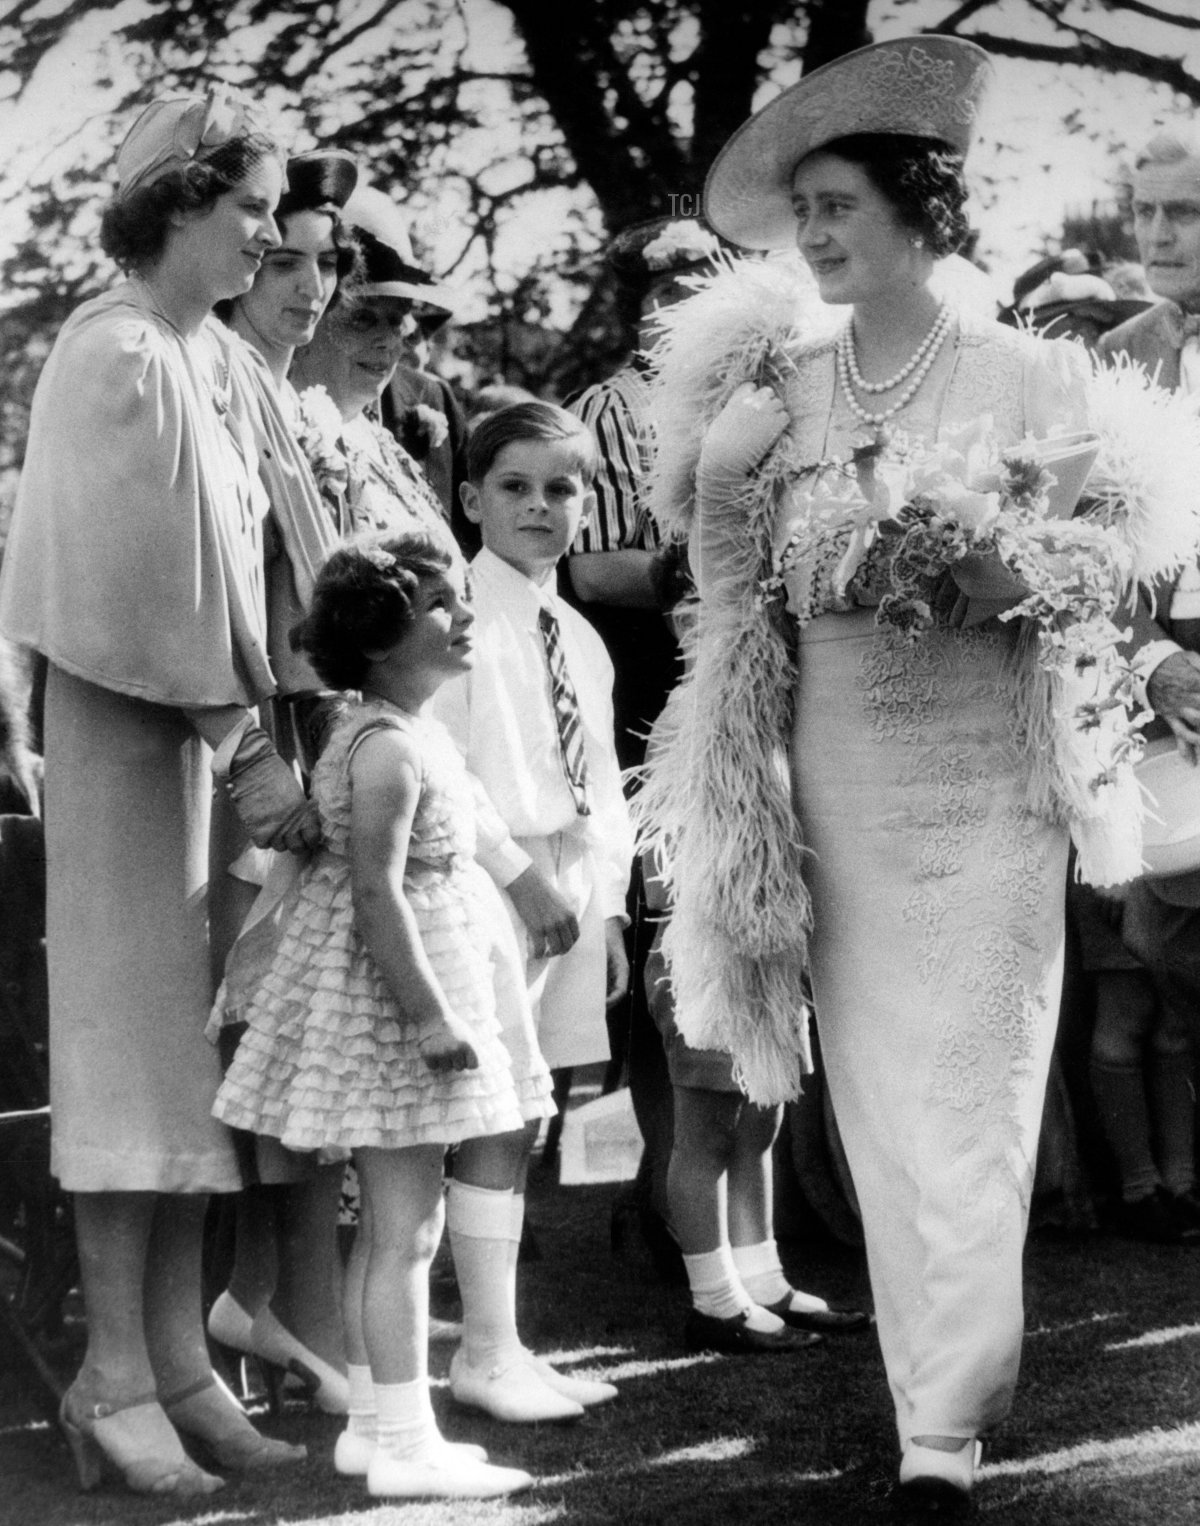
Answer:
[{"left": 911, "top": 236, "right": 925, "bottom": 249}]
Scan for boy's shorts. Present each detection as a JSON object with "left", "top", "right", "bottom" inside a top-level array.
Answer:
[{"left": 644, "top": 922, "right": 741, "bottom": 1094}]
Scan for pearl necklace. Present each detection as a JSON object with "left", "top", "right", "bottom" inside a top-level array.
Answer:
[{"left": 836, "top": 303, "right": 953, "bottom": 428}]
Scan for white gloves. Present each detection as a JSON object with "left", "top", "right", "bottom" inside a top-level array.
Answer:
[
  {"left": 697, "top": 382, "right": 789, "bottom": 495},
  {"left": 690, "top": 382, "right": 789, "bottom": 601}
]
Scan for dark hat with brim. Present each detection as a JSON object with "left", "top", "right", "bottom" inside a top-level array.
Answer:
[
  {"left": 607, "top": 217, "right": 725, "bottom": 282},
  {"left": 280, "top": 150, "right": 359, "bottom": 219},
  {"left": 705, "top": 36, "right": 993, "bottom": 251}
]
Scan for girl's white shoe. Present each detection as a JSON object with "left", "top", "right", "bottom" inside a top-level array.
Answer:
[
  {"left": 334, "top": 1425, "right": 487, "bottom": 1476},
  {"left": 521, "top": 1348, "right": 617, "bottom": 1407},
  {"left": 366, "top": 1449, "right": 532, "bottom": 1499}
]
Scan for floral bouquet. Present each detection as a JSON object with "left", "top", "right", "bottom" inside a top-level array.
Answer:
[{"left": 782, "top": 416, "right": 1141, "bottom": 798}]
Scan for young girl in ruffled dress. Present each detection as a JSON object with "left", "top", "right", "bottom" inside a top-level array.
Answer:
[{"left": 213, "top": 529, "right": 552, "bottom": 1500}]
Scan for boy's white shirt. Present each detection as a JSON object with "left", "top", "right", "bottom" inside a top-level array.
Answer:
[{"left": 432, "top": 546, "right": 634, "bottom": 919}]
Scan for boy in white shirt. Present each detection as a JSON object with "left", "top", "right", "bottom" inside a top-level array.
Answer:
[{"left": 433, "top": 402, "right": 633, "bottom": 1423}]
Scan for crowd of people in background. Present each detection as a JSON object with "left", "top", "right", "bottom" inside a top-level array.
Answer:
[{"left": 3, "top": 31, "right": 1200, "bottom": 1520}]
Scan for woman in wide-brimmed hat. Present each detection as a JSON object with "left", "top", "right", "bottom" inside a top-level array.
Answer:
[
  {"left": 290, "top": 181, "right": 458, "bottom": 548},
  {"left": 639, "top": 36, "right": 1200, "bottom": 1512}
]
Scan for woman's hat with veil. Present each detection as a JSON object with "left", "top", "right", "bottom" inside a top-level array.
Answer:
[{"left": 705, "top": 36, "right": 994, "bottom": 250}]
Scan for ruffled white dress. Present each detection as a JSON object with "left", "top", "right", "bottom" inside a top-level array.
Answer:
[{"left": 214, "top": 701, "right": 553, "bottom": 1150}]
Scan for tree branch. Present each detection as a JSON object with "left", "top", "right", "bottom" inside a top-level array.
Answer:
[{"left": 956, "top": 29, "right": 1200, "bottom": 102}]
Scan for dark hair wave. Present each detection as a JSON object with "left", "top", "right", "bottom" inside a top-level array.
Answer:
[{"left": 290, "top": 530, "right": 453, "bottom": 691}]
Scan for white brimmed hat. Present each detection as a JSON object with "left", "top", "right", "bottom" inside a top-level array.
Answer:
[
  {"left": 705, "top": 36, "right": 993, "bottom": 250},
  {"left": 343, "top": 183, "right": 456, "bottom": 314}
]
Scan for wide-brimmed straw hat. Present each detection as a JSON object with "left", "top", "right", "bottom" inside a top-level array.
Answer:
[
  {"left": 705, "top": 36, "right": 993, "bottom": 250},
  {"left": 343, "top": 183, "right": 456, "bottom": 314}
]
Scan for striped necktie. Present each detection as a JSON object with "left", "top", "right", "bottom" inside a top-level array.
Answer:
[{"left": 537, "top": 604, "right": 591, "bottom": 816}]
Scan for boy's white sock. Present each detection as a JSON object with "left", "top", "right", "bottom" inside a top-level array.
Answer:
[
  {"left": 731, "top": 1239, "right": 791, "bottom": 1306},
  {"left": 732, "top": 1239, "right": 831, "bottom": 1314},
  {"left": 682, "top": 1245, "right": 752, "bottom": 1320},
  {"left": 447, "top": 1180, "right": 521, "bottom": 1369}
]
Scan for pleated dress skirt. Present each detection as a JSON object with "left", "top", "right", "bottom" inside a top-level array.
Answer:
[{"left": 789, "top": 609, "right": 1069, "bottom": 1443}]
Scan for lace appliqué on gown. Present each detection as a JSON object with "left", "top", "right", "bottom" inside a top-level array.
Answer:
[{"left": 858, "top": 625, "right": 1051, "bottom": 1224}]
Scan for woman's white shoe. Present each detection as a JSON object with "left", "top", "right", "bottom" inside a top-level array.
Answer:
[
  {"left": 248, "top": 1307, "right": 350, "bottom": 1415},
  {"left": 206, "top": 1291, "right": 256, "bottom": 1355}
]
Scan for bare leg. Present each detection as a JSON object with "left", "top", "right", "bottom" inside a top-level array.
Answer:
[
  {"left": 668, "top": 1089, "right": 798, "bottom": 1341},
  {"left": 342, "top": 1188, "right": 370, "bottom": 1372},
  {"left": 667, "top": 1087, "right": 740, "bottom": 1255},
  {"left": 72, "top": 1190, "right": 157, "bottom": 1399},
  {"left": 271, "top": 1166, "right": 347, "bottom": 1368},
  {"left": 143, "top": 1193, "right": 214, "bottom": 1395},
  {"left": 355, "top": 1145, "right": 446, "bottom": 1385},
  {"left": 727, "top": 1102, "right": 782, "bottom": 1251},
  {"left": 454, "top": 1126, "right": 537, "bottom": 1194},
  {"left": 64, "top": 1191, "right": 224, "bottom": 1494},
  {"left": 223, "top": 1187, "right": 278, "bottom": 1322}
]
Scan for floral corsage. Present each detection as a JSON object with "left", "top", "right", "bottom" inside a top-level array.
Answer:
[{"left": 295, "top": 384, "right": 350, "bottom": 515}]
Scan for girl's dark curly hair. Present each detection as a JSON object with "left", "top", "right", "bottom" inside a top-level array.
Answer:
[
  {"left": 290, "top": 531, "right": 454, "bottom": 692},
  {"left": 100, "top": 134, "right": 280, "bottom": 273},
  {"left": 815, "top": 133, "right": 970, "bottom": 260}
]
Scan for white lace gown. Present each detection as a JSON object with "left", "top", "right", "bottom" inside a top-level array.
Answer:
[{"left": 778, "top": 313, "right": 1089, "bottom": 1444}]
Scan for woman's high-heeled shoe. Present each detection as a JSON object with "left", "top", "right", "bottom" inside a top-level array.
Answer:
[
  {"left": 162, "top": 1376, "right": 306, "bottom": 1472},
  {"left": 248, "top": 1306, "right": 350, "bottom": 1415},
  {"left": 898, "top": 1436, "right": 981, "bottom": 1516},
  {"left": 207, "top": 1289, "right": 255, "bottom": 1354},
  {"left": 59, "top": 1387, "right": 224, "bottom": 1496}
]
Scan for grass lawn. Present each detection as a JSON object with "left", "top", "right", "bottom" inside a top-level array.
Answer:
[{"left": 2, "top": 1158, "right": 1199, "bottom": 1526}]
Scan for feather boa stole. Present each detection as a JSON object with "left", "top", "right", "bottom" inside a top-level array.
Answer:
[
  {"left": 1011, "top": 345, "right": 1200, "bottom": 886},
  {"left": 636, "top": 255, "right": 1200, "bottom": 1105}
]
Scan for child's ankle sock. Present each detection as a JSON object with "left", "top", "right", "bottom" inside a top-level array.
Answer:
[
  {"left": 374, "top": 1378, "right": 438, "bottom": 1463},
  {"left": 730, "top": 1239, "right": 792, "bottom": 1306},
  {"left": 345, "top": 1363, "right": 375, "bottom": 1440},
  {"left": 683, "top": 1245, "right": 752, "bottom": 1320}
]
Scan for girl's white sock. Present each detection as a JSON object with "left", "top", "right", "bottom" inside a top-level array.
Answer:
[
  {"left": 346, "top": 1362, "right": 375, "bottom": 1440},
  {"left": 374, "top": 1377, "right": 437, "bottom": 1462}
]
